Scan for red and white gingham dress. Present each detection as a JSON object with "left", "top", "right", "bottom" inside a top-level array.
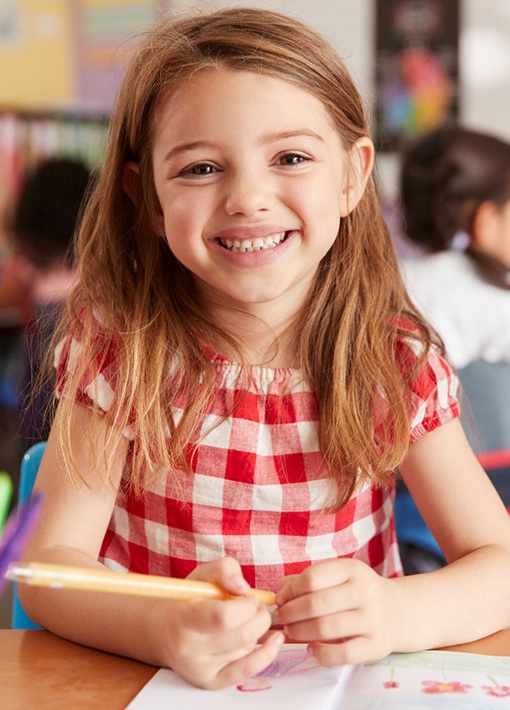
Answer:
[{"left": 55, "top": 318, "right": 459, "bottom": 592}]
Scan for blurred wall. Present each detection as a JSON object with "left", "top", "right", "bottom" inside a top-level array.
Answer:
[
  {"left": 173, "top": 0, "right": 510, "bottom": 202},
  {"left": 1, "top": 0, "right": 510, "bottom": 198}
]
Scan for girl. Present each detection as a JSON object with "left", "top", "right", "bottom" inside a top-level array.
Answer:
[
  {"left": 20, "top": 8, "right": 510, "bottom": 690},
  {"left": 400, "top": 126, "right": 510, "bottom": 370}
]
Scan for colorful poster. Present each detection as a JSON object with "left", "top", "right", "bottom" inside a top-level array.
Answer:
[
  {"left": 72, "top": 0, "right": 162, "bottom": 112},
  {"left": 0, "top": 0, "right": 169, "bottom": 112},
  {"left": 375, "top": 0, "right": 459, "bottom": 151}
]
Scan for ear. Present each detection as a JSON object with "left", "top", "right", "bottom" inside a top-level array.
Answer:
[
  {"left": 472, "top": 200, "right": 498, "bottom": 250},
  {"left": 339, "top": 137, "right": 375, "bottom": 217}
]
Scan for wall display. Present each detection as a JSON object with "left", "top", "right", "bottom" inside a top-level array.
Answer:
[
  {"left": 0, "top": 0, "right": 171, "bottom": 112},
  {"left": 0, "top": 0, "right": 74, "bottom": 109},
  {"left": 375, "top": 0, "right": 459, "bottom": 151},
  {"left": 0, "top": 1, "right": 172, "bottom": 230},
  {"left": 74, "top": 0, "right": 162, "bottom": 113}
]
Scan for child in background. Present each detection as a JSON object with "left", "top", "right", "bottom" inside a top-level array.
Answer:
[
  {"left": 9, "top": 158, "right": 93, "bottom": 446},
  {"left": 399, "top": 126, "right": 510, "bottom": 370},
  {"left": 20, "top": 8, "right": 510, "bottom": 690},
  {"left": 0, "top": 158, "right": 92, "bottom": 495}
]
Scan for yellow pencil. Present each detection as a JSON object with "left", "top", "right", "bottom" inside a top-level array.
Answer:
[{"left": 6, "top": 561, "right": 277, "bottom": 606}]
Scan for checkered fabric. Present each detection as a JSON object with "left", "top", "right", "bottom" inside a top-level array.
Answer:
[{"left": 55, "top": 318, "right": 459, "bottom": 592}]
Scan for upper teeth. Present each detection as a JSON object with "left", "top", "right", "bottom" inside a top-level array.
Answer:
[{"left": 219, "top": 233, "right": 286, "bottom": 252}]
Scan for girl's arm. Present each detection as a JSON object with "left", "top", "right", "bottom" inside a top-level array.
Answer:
[
  {"left": 19, "top": 403, "right": 282, "bottom": 689},
  {"left": 276, "top": 418, "right": 510, "bottom": 665},
  {"left": 393, "top": 416, "right": 510, "bottom": 647}
]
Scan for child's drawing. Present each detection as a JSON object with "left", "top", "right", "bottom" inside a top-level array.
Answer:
[
  {"left": 237, "top": 647, "right": 319, "bottom": 692},
  {"left": 482, "top": 674, "right": 510, "bottom": 698}
]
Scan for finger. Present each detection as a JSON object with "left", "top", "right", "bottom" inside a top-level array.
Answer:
[
  {"left": 188, "top": 557, "right": 251, "bottom": 596},
  {"left": 277, "top": 583, "right": 358, "bottom": 625},
  {"left": 185, "top": 594, "right": 262, "bottom": 634},
  {"left": 210, "top": 602, "right": 274, "bottom": 656},
  {"left": 189, "top": 557, "right": 251, "bottom": 596},
  {"left": 212, "top": 632, "right": 285, "bottom": 690},
  {"left": 310, "top": 635, "right": 384, "bottom": 667},
  {"left": 170, "top": 599, "right": 273, "bottom": 676},
  {"left": 276, "top": 560, "right": 354, "bottom": 605},
  {"left": 283, "top": 608, "right": 364, "bottom": 642}
]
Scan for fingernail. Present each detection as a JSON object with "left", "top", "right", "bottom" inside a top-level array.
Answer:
[{"left": 272, "top": 631, "right": 285, "bottom": 647}]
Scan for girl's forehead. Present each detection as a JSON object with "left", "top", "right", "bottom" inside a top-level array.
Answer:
[
  {"left": 160, "top": 67, "right": 314, "bottom": 104},
  {"left": 152, "top": 67, "right": 339, "bottom": 137}
]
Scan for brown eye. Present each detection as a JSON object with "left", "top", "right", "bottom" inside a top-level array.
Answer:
[
  {"left": 191, "top": 164, "right": 215, "bottom": 175},
  {"left": 275, "top": 153, "right": 310, "bottom": 166},
  {"left": 179, "top": 162, "right": 219, "bottom": 177}
]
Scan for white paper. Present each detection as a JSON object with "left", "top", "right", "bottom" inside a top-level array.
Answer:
[
  {"left": 342, "top": 650, "right": 510, "bottom": 708},
  {"left": 128, "top": 647, "right": 510, "bottom": 709},
  {"left": 127, "top": 645, "right": 356, "bottom": 710}
]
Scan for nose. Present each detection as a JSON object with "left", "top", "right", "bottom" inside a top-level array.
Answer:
[{"left": 223, "top": 169, "right": 275, "bottom": 216}]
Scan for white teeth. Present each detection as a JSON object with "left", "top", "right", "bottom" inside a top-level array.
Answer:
[{"left": 219, "top": 232, "right": 287, "bottom": 253}]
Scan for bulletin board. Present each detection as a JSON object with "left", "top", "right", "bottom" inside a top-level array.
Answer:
[
  {"left": 0, "top": 0, "right": 74, "bottom": 109},
  {"left": 73, "top": 0, "right": 161, "bottom": 112},
  {"left": 0, "top": 0, "right": 169, "bottom": 112},
  {"left": 375, "top": 0, "right": 459, "bottom": 152}
]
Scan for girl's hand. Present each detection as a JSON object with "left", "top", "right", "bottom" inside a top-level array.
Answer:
[
  {"left": 275, "top": 559, "right": 399, "bottom": 666},
  {"left": 150, "top": 557, "right": 284, "bottom": 689}
]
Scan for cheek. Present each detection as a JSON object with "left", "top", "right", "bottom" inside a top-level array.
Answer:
[
  {"left": 159, "top": 192, "right": 199, "bottom": 239},
  {"left": 161, "top": 198, "right": 209, "bottom": 265},
  {"left": 309, "top": 182, "right": 344, "bottom": 235}
]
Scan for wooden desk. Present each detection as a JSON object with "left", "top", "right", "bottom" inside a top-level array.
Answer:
[
  {"left": 1, "top": 629, "right": 510, "bottom": 709},
  {"left": 0, "top": 630, "right": 156, "bottom": 709}
]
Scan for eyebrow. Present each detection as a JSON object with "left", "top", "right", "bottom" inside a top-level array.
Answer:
[
  {"left": 163, "top": 130, "right": 325, "bottom": 163},
  {"left": 261, "top": 129, "right": 325, "bottom": 144},
  {"left": 163, "top": 141, "right": 217, "bottom": 163}
]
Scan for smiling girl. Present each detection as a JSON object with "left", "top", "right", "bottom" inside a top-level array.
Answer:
[{"left": 20, "top": 7, "right": 510, "bottom": 690}]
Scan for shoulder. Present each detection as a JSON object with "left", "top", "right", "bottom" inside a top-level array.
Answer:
[
  {"left": 54, "top": 307, "right": 121, "bottom": 411},
  {"left": 400, "top": 250, "right": 476, "bottom": 283},
  {"left": 393, "top": 320, "right": 460, "bottom": 442}
]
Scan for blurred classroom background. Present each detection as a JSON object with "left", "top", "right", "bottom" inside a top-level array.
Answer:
[{"left": 1, "top": 0, "right": 510, "bottom": 625}]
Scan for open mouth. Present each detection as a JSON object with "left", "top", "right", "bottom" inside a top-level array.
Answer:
[{"left": 217, "top": 232, "right": 289, "bottom": 253}]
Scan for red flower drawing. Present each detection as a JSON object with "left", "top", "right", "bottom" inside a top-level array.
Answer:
[
  {"left": 483, "top": 685, "right": 510, "bottom": 698},
  {"left": 422, "top": 680, "right": 472, "bottom": 694}
]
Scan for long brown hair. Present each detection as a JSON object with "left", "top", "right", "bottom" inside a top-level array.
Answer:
[{"left": 54, "top": 7, "right": 439, "bottom": 506}]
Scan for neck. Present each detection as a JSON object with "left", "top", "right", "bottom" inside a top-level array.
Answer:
[
  {"left": 193, "top": 275, "right": 314, "bottom": 367},
  {"left": 203, "top": 301, "right": 303, "bottom": 368}
]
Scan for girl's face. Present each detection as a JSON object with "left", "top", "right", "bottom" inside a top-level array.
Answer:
[{"left": 149, "top": 68, "right": 373, "bottom": 318}]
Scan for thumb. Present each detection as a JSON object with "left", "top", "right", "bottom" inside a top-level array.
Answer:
[{"left": 188, "top": 557, "right": 251, "bottom": 596}]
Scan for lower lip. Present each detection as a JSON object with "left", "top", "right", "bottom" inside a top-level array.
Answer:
[{"left": 211, "top": 231, "right": 298, "bottom": 267}]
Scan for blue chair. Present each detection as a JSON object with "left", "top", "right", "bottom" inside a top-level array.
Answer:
[
  {"left": 11, "top": 441, "right": 46, "bottom": 629},
  {"left": 458, "top": 361, "right": 510, "bottom": 454},
  {"left": 394, "top": 490, "right": 445, "bottom": 574}
]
